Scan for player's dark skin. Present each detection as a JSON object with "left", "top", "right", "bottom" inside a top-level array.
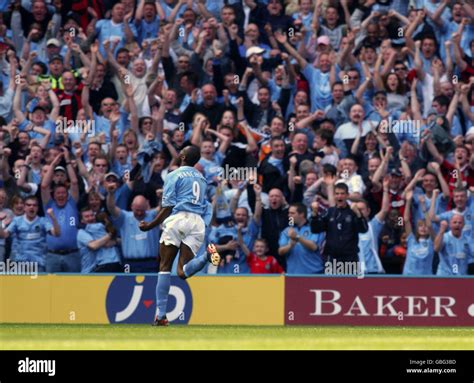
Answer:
[{"left": 138, "top": 147, "right": 197, "bottom": 279}]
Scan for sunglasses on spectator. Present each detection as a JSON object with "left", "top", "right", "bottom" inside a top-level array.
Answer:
[{"left": 102, "top": 102, "right": 115, "bottom": 107}]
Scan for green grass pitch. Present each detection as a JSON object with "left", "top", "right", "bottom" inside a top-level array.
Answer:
[{"left": 1, "top": 324, "right": 474, "bottom": 350}]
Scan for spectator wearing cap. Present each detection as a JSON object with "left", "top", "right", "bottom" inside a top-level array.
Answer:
[
  {"left": 104, "top": 171, "right": 132, "bottom": 210},
  {"left": 306, "top": 35, "right": 332, "bottom": 64},
  {"left": 238, "top": 23, "right": 271, "bottom": 60},
  {"left": 43, "top": 38, "right": 61, "bottom": 65},
  {"left": 106, "top": 184, "right": 160, "bottom": 273},
  {"left": 36, "top": 55, "right": 66, "bottom": 91},
  {"left": 277, "top": 31, "right": 338, "bottom": 112},
  {"left": 41, "top": 147, "right": 81, "bottom": 272},
  {"left": 13, "top": 78, "right": 59, "bottom": 148}
]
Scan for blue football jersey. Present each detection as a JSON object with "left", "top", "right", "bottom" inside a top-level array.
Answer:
[
  {"left": 436, "top": 232, "right": 472, "bottom": 276},
  {"left": 162, "top": 166, "right": 209, "bottom": 217}
]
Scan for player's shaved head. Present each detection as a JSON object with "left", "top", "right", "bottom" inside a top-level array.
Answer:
[{"left": 180, "top": 145, "right": 201, "bottom": 167}]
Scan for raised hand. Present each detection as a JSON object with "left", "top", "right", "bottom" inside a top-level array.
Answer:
[
  {"left": 440, "top": 220, "right": 449, "bottom": 231},
  {"left": 253, "top": 183, "right": 262, "bottom": 195},
  {"left": 274, "top": 30, "right": 287, "bottom": 45},
  {"left": 415, "top": 169, "right": 426, "bottom": 179}
]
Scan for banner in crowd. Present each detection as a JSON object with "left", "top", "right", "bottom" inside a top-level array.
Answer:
[{"left": 285, "top": 277, "right": 474, "bottom": 326}]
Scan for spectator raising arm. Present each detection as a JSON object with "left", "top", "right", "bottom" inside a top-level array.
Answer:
[
  {"left": 402, "top": 168, "right": 426, "bottom": 199},
  {"left": 427, "top": 162, "right": 450, "bottom": 199},
  {"left": 274, "top": 31, "right": 308, "bottom": 70},
  {"left": 106, "top": 181, "right": 121, "bottom": 218},
  {"left": 376, "top": 176, "right": 391, "bottom": 222},
  {"left": 13, "top": 79, "right": 28, "bottom": 124},
  {"left": 428, "top": 189, "right": 442, "bottom": 223},
  {"left": 404, "top": 189, "right": 414, "bottom": 236},
  {"left": 434, "top": 220, "right": 448, "bottom": 252},
  {"left": 41, "top": 152, "right": 62, "bottom": 205},
  {"left": 252, "top": 183, "right": 263, "bottom": 224},
  {"left": 206, "top": 128, "right": 232, "bottom": 155}
]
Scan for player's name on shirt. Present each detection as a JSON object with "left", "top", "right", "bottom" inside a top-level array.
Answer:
[{"left": 176, "top": 171, "right": 203, "bottom": 179}]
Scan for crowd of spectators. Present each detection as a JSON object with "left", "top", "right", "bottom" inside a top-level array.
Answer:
[{"left": 0, "top": 0, "right": 473, "bottom": 276}]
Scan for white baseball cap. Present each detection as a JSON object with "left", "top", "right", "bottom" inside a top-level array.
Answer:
[{"left": 246, "top": 46, "right": 265, "bottom": 59}]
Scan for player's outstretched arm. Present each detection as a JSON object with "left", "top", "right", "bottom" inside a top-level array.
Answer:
[{"left": 139, "top": 206, "right": 173, "bottom": 232}]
